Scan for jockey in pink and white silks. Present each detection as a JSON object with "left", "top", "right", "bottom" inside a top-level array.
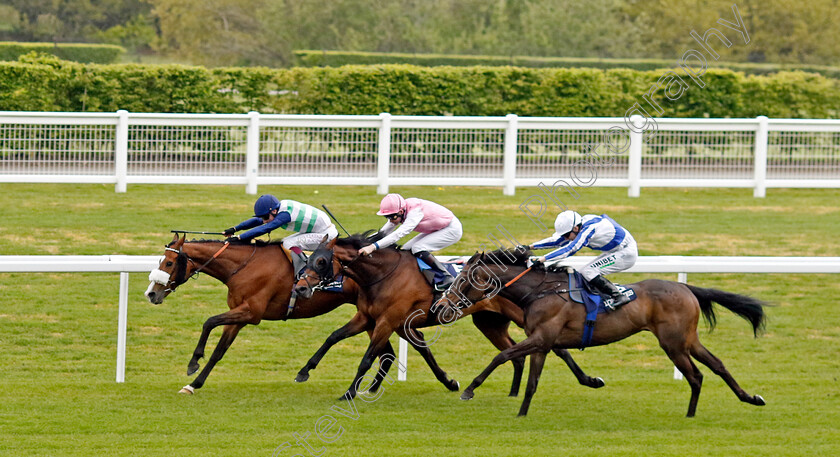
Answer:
[
  {"left": 358, "top": 193, "right": 463, "bottom": 291},
  {"left": 527, "top": 210, "right": 638, "bottom": 311}
]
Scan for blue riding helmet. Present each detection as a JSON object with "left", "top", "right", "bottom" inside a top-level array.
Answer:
[{"left": 253, "top": 194, "right": 281, "bottom": 217}]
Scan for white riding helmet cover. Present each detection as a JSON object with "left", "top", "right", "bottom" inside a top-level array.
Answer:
[{"left": 554, "top": 210, "right": 582, "bottom": 236}]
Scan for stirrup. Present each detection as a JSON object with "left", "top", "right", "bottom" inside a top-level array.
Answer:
[{"left": 604, "top": 294, "right": 630, "bottom": 312}]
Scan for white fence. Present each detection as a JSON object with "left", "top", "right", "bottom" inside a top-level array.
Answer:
[
  {"left": 3, "top": 255, "right": 840, "bottom": 383},
  {"left": 1, "top": 111, "right": 839, "bottom": 197}
]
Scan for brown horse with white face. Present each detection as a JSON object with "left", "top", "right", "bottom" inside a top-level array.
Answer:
[
  {"left": 293, "top": 233, "right": 605, "bottom": 400},
  {"left": 145, "top": 234, "right": 456, "bottom": 394},
  {"left": 441, "top": 249, "right": 768, "bottom": 417}
]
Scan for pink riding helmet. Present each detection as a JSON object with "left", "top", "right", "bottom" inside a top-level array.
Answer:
[{"left": 377, "top": 193, "right": 406, "bottom": 216}]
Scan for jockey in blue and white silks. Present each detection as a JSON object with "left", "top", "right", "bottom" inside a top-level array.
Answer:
[{"left": 527, "top": 210, "right": 638, "bottom": 310}]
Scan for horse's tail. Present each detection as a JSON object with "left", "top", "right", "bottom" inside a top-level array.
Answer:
[{"left": 684, "top": 284, "right": 768, "bottom": 336}]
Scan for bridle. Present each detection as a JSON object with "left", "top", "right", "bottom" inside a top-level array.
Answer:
[
  {"left": 303, "top": 244, "right": 404, "bottom": 289},
  {"left": 150, "top": 241, "right": 255, "bottom": 293}
]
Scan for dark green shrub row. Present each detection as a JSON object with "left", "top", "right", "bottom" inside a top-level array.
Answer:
[
  {"left": 294, "top": 50, "right": 840, "bottom": 80},
  {"left": 2, "top": 55, "right": 838, "bottom": 119},
  {"left": 0, "top": 42, "right": 125, "bottom": 64}
]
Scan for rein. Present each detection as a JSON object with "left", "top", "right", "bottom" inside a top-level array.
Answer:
[
  {"left": 164, "top": 241, "right": 254, "bottom": 290},
  {"left": 340, "top": 249, "right": 404, "bottom": 288}
]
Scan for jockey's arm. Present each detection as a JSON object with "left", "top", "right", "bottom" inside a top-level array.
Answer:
[
  {"left": 379, "top": 220, "right": 397, "bottom": 236},
  {"left": 531, "top": 233, "right": 566, "bottom": 250},
  {"left": 238, "top": 211, "right": 292, "bottom": 241},
  {"left": 374, "top": 208, "right": 423, "bottom": 249},
  {"left": 544, "top": 225, "right": 595, "bottom": 261}
]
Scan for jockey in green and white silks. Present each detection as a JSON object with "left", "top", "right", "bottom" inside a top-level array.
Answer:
[
  {"left": 224, "top": 195, "right": 338, "bottom": 275},
  {"left": 526, "top": 210, "right": 638, "bottom": 311}
]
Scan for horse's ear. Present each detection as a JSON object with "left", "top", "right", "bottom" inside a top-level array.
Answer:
[
  {"left": 326, "top": 237, "right": 338, "bottom": 249},
  {"left": 174, "top": 234, "right": 186, "bottom": 248},
  {"left": 171, "top": 233, "right": 179, "bottom": 243},
  {"left": 320, "top": 234, "right": 329, "bottom": 244}
]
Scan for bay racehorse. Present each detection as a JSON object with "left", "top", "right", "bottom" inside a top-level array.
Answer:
[
  {"left": 145, "top": 234, "right": 465, "bottom": 394},
  {"left": 145, "top": 234, "right": 593, "bottom": 395},
  {"left": 293, "top": 233, "right": 605, "bottom": 399},
  {"left": 440, "top": 248, "right": 768, "bottom": 417}
]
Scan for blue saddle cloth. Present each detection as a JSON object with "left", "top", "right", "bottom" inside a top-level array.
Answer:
[
  {"left": 416, "top": 257, "right": 459, "bottom": 288},
  {"left": 567, "top": 270, "right": 637, "bottom": 348}
]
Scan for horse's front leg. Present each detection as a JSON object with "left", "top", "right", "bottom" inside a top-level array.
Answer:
[
  {"left": 552, "top": 348, "right": 605, "bottom": 388},
  {"left": 395, "top": 327, "right": 460, "bottom": 392},
  {"left": 295, "top": 311, "right": 370, "bottom": 382},
  {"left": 343, "top": 322, "right": 396, "bottom": 400},
  {"left": 186, "top": 304, "right": 254, "bottom": 379},
  {"left": 460, "top": 336, "right": 544, "bottom": 401},
  {"left": 182, "top": 323, "right": 245, "bottom": 393}
]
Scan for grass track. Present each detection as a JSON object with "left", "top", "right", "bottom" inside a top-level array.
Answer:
[{"left": 1, "top": 184, "right": 839, "bottom": 456}]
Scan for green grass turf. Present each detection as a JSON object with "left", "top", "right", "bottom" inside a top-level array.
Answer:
[{"left": 1, "top": 184, "right": 839, "bottom": 456}]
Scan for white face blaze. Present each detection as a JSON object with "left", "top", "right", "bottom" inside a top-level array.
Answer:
[{"left": 145, "top": 268, "right": 173, "bottom": 300}]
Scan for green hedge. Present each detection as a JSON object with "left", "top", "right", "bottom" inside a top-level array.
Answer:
[
  {"left": 294, "top": 50, "right": 840, "bottom": 79},
  {"left": 0, "top": 42, "right": 125, "bottom": 64},
  {"left": 2, "top": 55, "right": 838, "bottom": 118}
]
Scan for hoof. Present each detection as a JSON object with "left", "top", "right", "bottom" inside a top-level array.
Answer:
[
  {"left": 508, "top": 391, "right": 519, "bottom": 398},
  {"left": 187, "top": 362, "right": 200, "bottom": 376},
  {"left": 338, "top": 391, "right": 356, "bottom": 402},
  {"left": 753, "top": 395, "right": 766, "bottom": 406},
  {"left": 179, "top": 385, "right": 195, "bottom": 395},
  {"left": 460, "top": 390, "right": 474, "bottom": 401},
  {"left": 294, "top": 372, "right": 310, "bottom": 383},
  {"left": 447, "top": 380, "right": 460, "bottom": 392},
  {"left": 589, "top": 377, "right": 605, "bottom": 389}
]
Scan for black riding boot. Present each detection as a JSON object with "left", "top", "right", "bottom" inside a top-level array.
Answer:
[
  {"left": 415, "top": 251, "right": 454, "bottom": 291},
  {"left": 588, "top": 275, "right": 630, "bottom": 311}
]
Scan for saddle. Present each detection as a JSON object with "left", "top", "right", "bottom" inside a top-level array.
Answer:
[{"left": 547, "top": 266, "right": 637, "bottom": 348}]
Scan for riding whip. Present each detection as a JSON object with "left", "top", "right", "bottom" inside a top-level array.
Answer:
[
  {"left": 321, "top": 205, "right": 351, "bottom": 236},
  {"left": 171, "top": 230, "right": 226, "bottom": 235}
]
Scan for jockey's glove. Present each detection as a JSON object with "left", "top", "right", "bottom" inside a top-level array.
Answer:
[{"left": 223, "top": 227, "right": 236, "bottom": 236}]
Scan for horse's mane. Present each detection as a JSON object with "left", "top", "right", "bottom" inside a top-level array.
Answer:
[
  {"left": 171, "top": 238, "right": 283, "bottom": 247},
  {"left": 334, "top": 230, "right": 394, "bottom": 250},
  {"left": 469, "top": 248, "right": 532, "bottom": 267}
]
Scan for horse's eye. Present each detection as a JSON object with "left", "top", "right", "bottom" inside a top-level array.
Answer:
[
  {"left": 316, "top": 258, "right": 326, "bottom": 268},
  {"left": 165, "top": 261, "right": 173, "bottom": 267}
]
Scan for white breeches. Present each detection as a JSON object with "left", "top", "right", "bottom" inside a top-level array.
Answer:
[
  {"left": 403, "top": 217, "right": 463, "bottom": 254},
  {"left": 579, "top": 235, "right": 638, "bottom": 281},
  {"left": 282, "top": 225, "right": 339, "bottom": 251}
]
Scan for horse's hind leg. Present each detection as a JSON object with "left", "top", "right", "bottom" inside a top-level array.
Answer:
[
  {"left": 659, "top": 336, "right": 704, "bottom": 417},
  {"left": 184, "top": 323, "right": 244, "bottom": 392},
  {"left": 471, "top": 312, "right": 525, "bottom": 396},
  {"left": 296, "top": 311, "right": 370, "bottom": 382},
  {"left": 518, "top": 351, "right": 549, "bottom": 417},
  {"left": 396, "top": 327, "right": 460, "bottom": 392},
  {"left": 690, "top": 340, "right": 765, "bottom": 407}
]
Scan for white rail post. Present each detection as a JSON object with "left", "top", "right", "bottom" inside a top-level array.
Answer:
[
  {"left": 245, "top": 111, "right": 260, "bottom": 195},
  {"left": 673, "top": 271, "right": 689, "bottom": 380},
  {"left": 377, "top": 113, "right": 392, "bottom": 195},
  {"left": 753, "top": 116, "right": 769, "bottom": 198},
  {"left": 627, "top": 115, "right": 643, "bottom": 198},
  {"left": 398, "top": 337, "right": 408, "bottom": 381},
  {"left": 503, "top": 114, "right": 518, "bottom": 196},
  {"left": 116, "top": 272, "right": 129, "bottom": 383},
  {"left": 115, "top": 110, "right": 129, "bottom": 193}
]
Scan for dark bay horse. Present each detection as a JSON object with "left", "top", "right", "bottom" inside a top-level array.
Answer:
[
  {"left": 442, "top": 249, "right": 768, "bottom": 417},
  {"left": 293, "top": 234, "right": 604, "bottom": 399},
  {"left": 145, "top": 234, "right": 461, "bottom": 394}
]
